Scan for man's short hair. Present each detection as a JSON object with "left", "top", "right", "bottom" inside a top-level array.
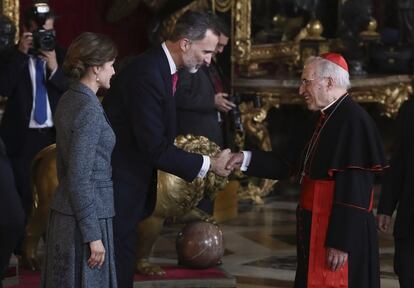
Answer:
[
  {"left": 212, "top": 14, "right": 230, "bottom": 38},
  {"left": 169, "top": 11, "right": 220, "bottom": 42},
  {"left": 23, "top": 2, "right": 56, "bottom": 29}
]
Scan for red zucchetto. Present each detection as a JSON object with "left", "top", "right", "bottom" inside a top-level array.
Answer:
[{"left": 320, "top": 53, "right": 349, "bottom": 72}]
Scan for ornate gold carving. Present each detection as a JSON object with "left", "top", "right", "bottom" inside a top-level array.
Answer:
[
  {"left": 234, "top": 102, "right": 278, "bottom": 205},
  {"left": 213, "top": 0, "right": 232, "bottom": 13},
  {"left": 233, "top": 0, "right": 251, "bottom": 63},
  {"left": 352, "top": 79, "right": 413, "bottom": 118},
  {"left": 250, "top": 42, "right": 299, "bottom": 62},
  {"left": 1, "top": 0, "right": 19, "bottom": 40},
  {"left": 233, "top": 0, "right": 300, "bottom": 76},
  {"left": 360, "top": 17, "right": 380, "bottom": 39},
  {"left": 234, "top": 75, "right": 413, "bottom": 117},
  {"left": 304, "top": 19, "right": 324, "bottom": 40}
]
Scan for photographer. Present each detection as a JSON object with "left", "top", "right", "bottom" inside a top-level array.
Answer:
[{"left": 0, "top": 2, "right": 68, "bottom": 230}]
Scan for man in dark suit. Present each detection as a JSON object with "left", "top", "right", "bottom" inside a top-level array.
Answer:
[
  {"left": 0, "top": 3, "right": 68, "bottom": 222},
  {"left": 103, "top": 11, "right": 232, "bottom": 287},
  {"left": 377, "top": 97, "right": 414, "bottom": 288},
  {"left": 175, "top": 15, "right": 234, "bottom": 148},
  {"left": 175, "top": 15, "right": 233, "bottom": 214}
]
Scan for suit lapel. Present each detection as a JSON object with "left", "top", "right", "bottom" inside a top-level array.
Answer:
[
  {"left": 155, "top": 45, "right": 174, "bottom": 98},
  {"left": 155, "top": 45, "right": 177, "bottom": 140}
]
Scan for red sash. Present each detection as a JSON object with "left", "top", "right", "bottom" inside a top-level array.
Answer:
[{"left": 300, "top": 176, "right": 348, "bottom": 288}]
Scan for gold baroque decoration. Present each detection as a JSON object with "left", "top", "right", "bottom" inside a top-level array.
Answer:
[
  {"left": 232, "top": 0, "right": 299, "bottom": 76},
  {"left": 233, "top": 0, "right": 251, "bottom": 63},
  {"left": 212, "top": 0, "right": 232, "bottom": 13},
  {"left": 233, "top": 76, "right": 414, "bottom": 118},
  {"left": 352, "top": 82, "right": 413, "bottom": 118},
  {"left": 2, "top": 0, "right": 19, "bottom": 40},
  {"left": 235, "top": 102, "right": 278, "bottom": 205}
]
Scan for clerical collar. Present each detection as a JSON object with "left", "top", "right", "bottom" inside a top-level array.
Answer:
[
  {"left": 161, "top": 42, "right": 177, "bottom": 75},
  {"left": 321, "top": 93, "right": 348, "bottom": 115}
]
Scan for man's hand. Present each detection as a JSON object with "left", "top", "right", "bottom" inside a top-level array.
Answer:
[
  {"left": 18, "top": 32, "right": 33, "bottom": 54},
  {"left": 210, "top": 148, "right": 232, "bottom": 177},
  {"left": 88, "top": 239, "right": 105, "bottom": 269},
  {"left": 39, "top": 49, "right": 58, "bottom": 72},
  {"left": 226, "top": 152, "right": 244, "bottom": 170},
  {"left": 214, "top": 92, "right": 236, "bottom": 112},
  {"left": 376, "top": 214, "right": 391, "bottom": 233},
  {"left": 326, "top": 247, "right": 348, "bottom": 272}
]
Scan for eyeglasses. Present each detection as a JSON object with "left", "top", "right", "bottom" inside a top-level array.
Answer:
[
  {"left": 300, "top": 78, "right": 316, "bottom": 86},
  {"left": 300, "top": 77, "right": 331, "bottom": 86}
]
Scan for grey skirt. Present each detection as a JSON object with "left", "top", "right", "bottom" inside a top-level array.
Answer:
[{"left": 40, "top": 210, "right": 117, "bottom": 288}]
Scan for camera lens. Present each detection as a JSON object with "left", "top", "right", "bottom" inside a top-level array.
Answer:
[{"left": 32, "top": 29, "right": 56, "bottom": 52}]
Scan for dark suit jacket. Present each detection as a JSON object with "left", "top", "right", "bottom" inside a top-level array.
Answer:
[
  {"left": 0, "top": 46, "right": 68, "bottom": 156},
  {"left": 175, "top": 66, "right": 223, "bottom": 147},
  {"left": 102, "top": 45, "right": 203, "bottom": 221},
  {"left": 378, "top": 97, "right": 414, "bottom": 238},
  {"left": 0, "top": 136, "right": 24, "bottom": 226}
]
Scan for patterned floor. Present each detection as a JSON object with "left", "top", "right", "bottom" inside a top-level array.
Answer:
[{"left": 150, "top": 185, "right": 399, "bottom": 288}]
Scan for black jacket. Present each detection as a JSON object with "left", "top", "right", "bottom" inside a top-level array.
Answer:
[
  {"left": 175, "top": 65, "right": 223, "bottom": 147},
  {"left": 0, "top": 137, "right": 24, "bottom": 226},
  {"left": 0, "top": 46, "right": 68, "bottom": 155},
  {"left": 378, "top": 97, "right": 414, "bottom": 238},
  {"left": 103, "top": 45, "right": 203, "bottom": 221}
]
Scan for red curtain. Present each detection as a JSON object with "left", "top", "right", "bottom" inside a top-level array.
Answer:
[{"left": 19, "top": 0, "right": 152, "bottom": 59}]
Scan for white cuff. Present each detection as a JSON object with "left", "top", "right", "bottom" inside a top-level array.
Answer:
[
  {"left": 240, "top": 151, "right": 252, "bottom": 171},
  {"left": 48, "top": 68, "right": 57, "bottom": 80},
  {"left": 197, "top": 155, "right": 210, "bottom": 178}
]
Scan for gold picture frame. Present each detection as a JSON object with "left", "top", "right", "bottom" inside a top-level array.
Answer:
[
  {"left": 1, "top": 0, "right": 19, "bottom": 40},
  {"left": 232, "top": 0, "right": 299, "bottom": 74}
]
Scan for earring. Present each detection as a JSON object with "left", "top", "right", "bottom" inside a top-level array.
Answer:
[{"left": 96, "top": 74, "right": 100, "bottom": 83}]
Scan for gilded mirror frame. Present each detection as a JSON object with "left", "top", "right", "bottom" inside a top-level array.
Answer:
[
  {"left": 232, "top": 0, "right": 299, "bottom": 67},
  {"left": 1, "top": 0, "right": 19, "bottom": 39}
]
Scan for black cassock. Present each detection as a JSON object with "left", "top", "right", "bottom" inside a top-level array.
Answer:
[{"left": 246, "top": 95, "right": 387, "bottom": 288}]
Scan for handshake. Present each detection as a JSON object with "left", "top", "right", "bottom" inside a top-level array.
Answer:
[{"left": 209, "top": 149, "right": 245, "bottom": 177}]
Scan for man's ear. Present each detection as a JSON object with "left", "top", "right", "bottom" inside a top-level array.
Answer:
[
  {"left": 179, "top": 38, "right": 191, "bottom": 52},
  {"left": 326, "top": 76, "right": 334, "bottom": 89}
]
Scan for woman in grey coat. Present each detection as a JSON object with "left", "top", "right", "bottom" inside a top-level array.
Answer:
[{"left": 41, "top": 32, "right": 117, "bottom": 288}]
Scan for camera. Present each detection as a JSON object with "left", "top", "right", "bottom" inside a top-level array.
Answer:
[
  {"left": 228, "top": 94, "right": 243, "bottom": 132},
  {"left": 25, "top": 2, "right": 56, "bottom": 54},
  {"left": 32, "top": 29, "right": 56, "bottom": 52}
]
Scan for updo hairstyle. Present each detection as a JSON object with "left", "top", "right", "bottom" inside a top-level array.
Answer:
[{"left": 63, "top": 32, "right": 117, "bottom": 80}]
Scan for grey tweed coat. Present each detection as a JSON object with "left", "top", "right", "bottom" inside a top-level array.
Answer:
[{"left": 41, "top": 82, "right": 117, "bottom": 288}]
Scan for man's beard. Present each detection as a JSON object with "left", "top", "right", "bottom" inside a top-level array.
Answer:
[{"left": 183, "top": 52, "right": 200, "bottom": 74}]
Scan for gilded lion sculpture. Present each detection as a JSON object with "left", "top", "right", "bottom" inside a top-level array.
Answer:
[{"left": 22, "top": 135, "right": 228, "bottom": 276}]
